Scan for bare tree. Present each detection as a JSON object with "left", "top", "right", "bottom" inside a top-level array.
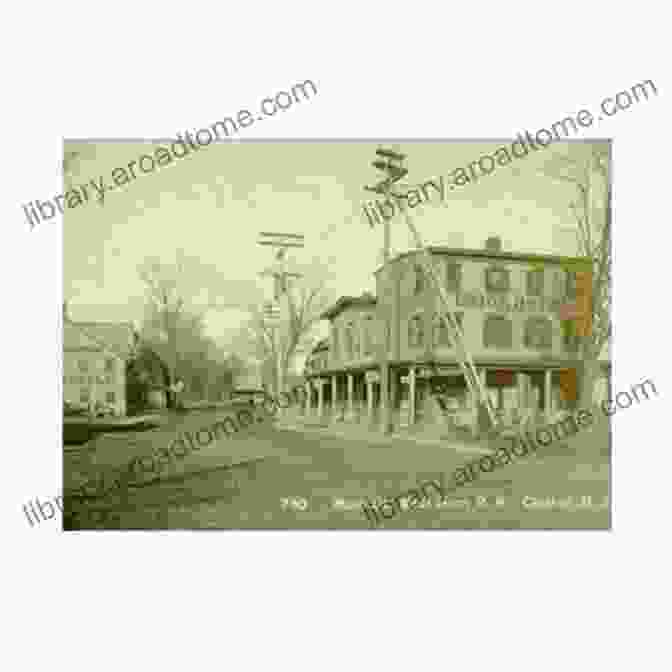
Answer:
[
  {"left": 541, "top": 142, "right": 611, "bottom": 405},
  {"left": 138, "top": 255, "right": 189, "bottom": 404},
  {"left": 237, "top": 269, "right": 333, "bottom": 395}
]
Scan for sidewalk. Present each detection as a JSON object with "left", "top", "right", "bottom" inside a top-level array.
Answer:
[{"left": 276, "top": 412, "right": 492, "bottom": 455}]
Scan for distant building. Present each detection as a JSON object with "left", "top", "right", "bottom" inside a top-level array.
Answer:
[
  {"left": 63, "top": 318, "right": 137, "bottom": 416},
  {"left": 303, "top": 238, "right": 589, "bottom": 434}
]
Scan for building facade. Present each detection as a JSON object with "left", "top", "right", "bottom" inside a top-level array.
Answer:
[
  {"left": 303, "top": 238, "right": 588, "bottom": 434},
  {"left": 63, "top": 321, "right": 137, "bottom": 416}
]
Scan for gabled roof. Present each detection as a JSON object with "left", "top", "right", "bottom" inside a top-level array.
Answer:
[
  {"left": 320, "top": 292, "right": 377, "bottom": 320},
  {"left": 64, "top": 320, "right": 136, "bottom": 360}
]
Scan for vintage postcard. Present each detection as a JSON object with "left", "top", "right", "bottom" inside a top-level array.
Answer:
[{"left": 59, "top": 139, "right": 617, "bottom": 530}]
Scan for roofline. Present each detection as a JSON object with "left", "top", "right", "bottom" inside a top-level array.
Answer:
[
  {"left": 64, "top": 320, "right": 136, "bottom": 360},
  {"left": 373, "top": 247, "right": 591, "bottom": 275},
  {"left": 320, "top": 295, "right": 378, "bottom": 320}
]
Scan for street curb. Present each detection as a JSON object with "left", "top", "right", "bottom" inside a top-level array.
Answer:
[{"left": 276, "top": 422, "right": 494, "bottom": 454}]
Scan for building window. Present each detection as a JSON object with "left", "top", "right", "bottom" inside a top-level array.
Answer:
[
  {"left": 527, "top": 269, "right": 544, "bottom": 297},
  {"left": 79, "top": 388, "right": 90, "bottom": 403},
  {"left": 413, "top": 265, "right": 425, "bottom": 295},
  {"left": 345, "top": 322, "right": 355, "bottom": 359},
  {"left": 554, "top": 270, "right": 566, "bottom": 299},
  {"left": 566, "top": 272, "right": 577, "bottom": 301},
  {"left": 484, "top": 315, "right": 513, "bottom": 349},
  {"left": 104, "top": 358, "right": 115, "bottom": 373},
  {"left": 485, "top": 266, "right": 510, "bottom": 292},
  {"left": 524, "top": 317, "right": 552, "bottom": 350},
  {"left": 445, "top": 262, "right": 461, "bottom": 292},
  {"left": 409, "top": 314, "right": 424, "bottom": 348},
  {"left": 77, "top": 359, "right": 89, "bottom": 373},
  {"left": 105, "top": 391, "right": 116, "bottom": 404},
  {"left": 433, "top": 312, "right": 463, "bottom": 347},
  {"left": 562, "top": 320, "right": 580, "bottom": 352},
  {"left": 363, "top": 316, "right": 374, "bottom": 356}
]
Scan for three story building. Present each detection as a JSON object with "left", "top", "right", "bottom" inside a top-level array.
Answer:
[
  {"left": 63, "top": 319, "right": 137, "bottom": 416},
  {"left": 304, "top": 237, "right": 587, "bottom": 435}
]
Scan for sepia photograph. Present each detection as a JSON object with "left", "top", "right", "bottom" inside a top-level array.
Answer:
[
  {"left": 6, "top": 7, "right": 671, "bottom": 670},
  {"left": 61, "top": 139, "right": 614, "bottom": 530}
]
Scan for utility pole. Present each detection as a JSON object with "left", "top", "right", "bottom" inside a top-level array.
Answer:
[
  {"left": 258, "top": 232, "right": 305, "bottom": 401},
  {"left": 366, "top": 149, "right": 499, "bottom": 434},
  {"left": 365, "top": 148, "right": 407, "bottom": 434},
  {"left": 262, "top": 301, "right": 281, "bottom": 394}
]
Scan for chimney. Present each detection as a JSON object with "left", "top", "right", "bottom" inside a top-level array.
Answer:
[{"left": 485, "top": 236, "right": 502, "bottom": 253}]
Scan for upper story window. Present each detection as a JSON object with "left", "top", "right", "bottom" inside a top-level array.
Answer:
[
  {"left": 104, "top": 358, "right": 115, "bottom": 373},
  {"left": 362, "top": 316, "right": 374, "bottom": 356},
  {"left": 352, "top": 322, "right": 360, "bottom": 358},
  {"left": 553, "top": 270, "right": 566, "bottom": 300},
  {"left": 485, "top": 265, "right": 510, "bottom": 292},
  {"left": 445, "top": 262, "right": 461, "bottom": 292},
  {"left": 562, "top": 320, "right": 580, "bottom": 352},
  {"left": 413, "top": 264, "right": 425, "bottom": 295},
  {"left": 484, "top": 315, "right": 513, "bottom": 349},
  {"left": 77, "top": 359, "right": 89, "bottom": 373},
  {"left": 331, "top": 327, "right": 339, "bottom": 360},
  {"left": 345, "top": 322, "right": 358, "bottom": 359},
  {"left": 527, "top": 269, "right": 545, "bottom": 297},
  {"left": 408, "top": 314, "right": 425, "bottom": 348},
  {"left": 524, "top": 317, "right": 552, "bottom": 350},
  {"left": 566, "top": 272, "right": 577, "bottom": 301},
  {"left": 433, "top": 312, "right": 463, "bottom": 347}
]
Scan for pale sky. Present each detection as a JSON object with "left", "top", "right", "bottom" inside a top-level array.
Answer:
[{"left": 63, "top": 140, "right": 602, "bottom": 349}]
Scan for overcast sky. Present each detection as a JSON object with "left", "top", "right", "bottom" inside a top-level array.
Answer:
[{"left": 63, "top": 140, "right": 604, "bottom": 348}]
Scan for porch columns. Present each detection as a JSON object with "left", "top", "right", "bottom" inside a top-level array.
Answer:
[
  {"left": 544, "top": 369, "right": 553, "bottom": 420},
  {"left": 366, "top": 380, "right": 374, "bottom": 420},
  {"left": 346, "top": 373, "right": 354, "bottom": 420},
  {"left": 409, "top": 366, "right": 416, "bottom": 426},
  {"left": 304, "top": 381, "right": 312, "bottom": 416},
  {"left": 331, "top": 375, "right": 338, "bottom": 419},
  {"left": 517, "top": 372, "right": 525, "bottom": 422},
  {"left": 317, "top": 379, "right": 324, "bottom": 417}
]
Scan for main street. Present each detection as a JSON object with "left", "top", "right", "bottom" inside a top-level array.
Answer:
[{"left": 64, "top": 407, "right": 610, "bottom": 530}]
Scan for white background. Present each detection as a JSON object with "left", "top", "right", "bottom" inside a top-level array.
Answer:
[{"left": 0, "top": 1, "right": 669, "bottom": 670}]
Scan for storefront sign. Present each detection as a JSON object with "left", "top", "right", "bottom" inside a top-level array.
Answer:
[
  {"left": 487, "top": 370, "right": 515, "bottom": 386},
  {"left": 456, "top": 291, "right": 561, "bottom": 314}
]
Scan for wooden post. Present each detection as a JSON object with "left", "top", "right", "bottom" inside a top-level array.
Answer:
[
  {"left": 409, "top": 366, "right": 416, "bottom": 426},
  {"left": 317, "top": 379, "right": 324, "bottom": 417},
  {"left": 545, "top": 369, "right": 553, "bottom": 421},
  {"left": 331, "top": 375, "right": 338, "bottom": 421}
]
